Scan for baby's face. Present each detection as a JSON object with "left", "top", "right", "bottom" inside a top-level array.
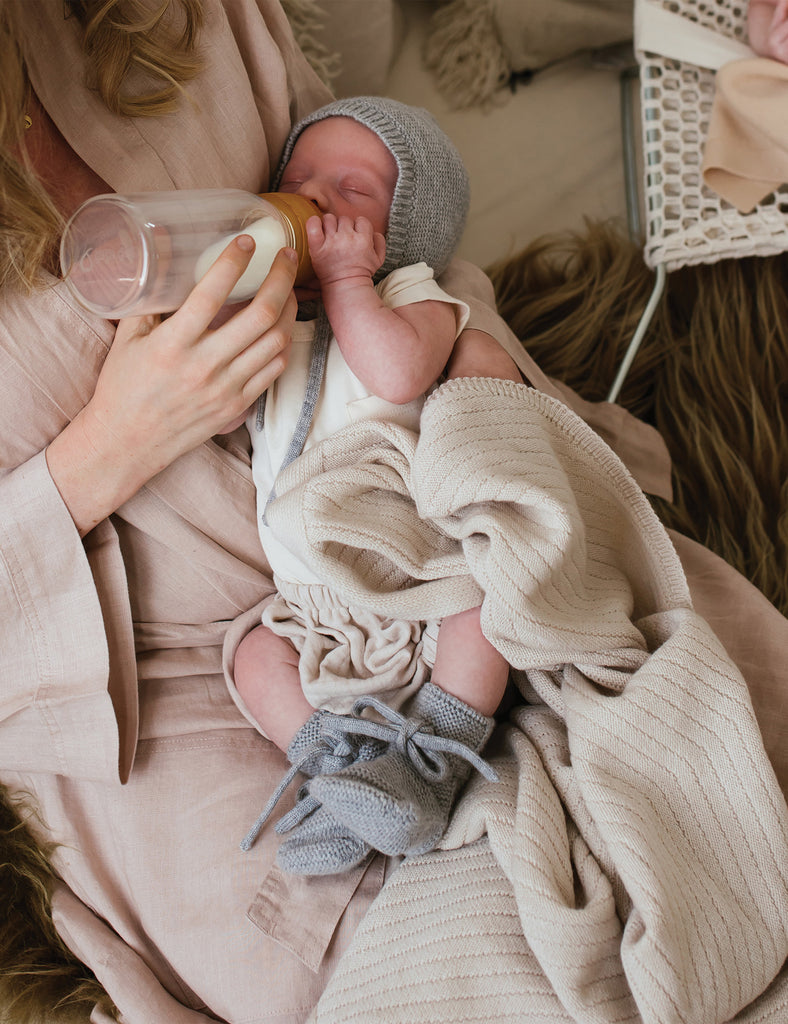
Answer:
[{"left": 278, "top": 117, "right": 398, "bottom": 236}]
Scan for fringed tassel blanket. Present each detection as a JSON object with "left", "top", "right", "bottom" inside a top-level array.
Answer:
[{"left": 265, "top": 377, "right": 788, "bottom": 1024}]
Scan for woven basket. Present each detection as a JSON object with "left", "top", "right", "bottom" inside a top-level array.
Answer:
[{"left": 637, "top": 0, "right": 788, "bottom": 269}]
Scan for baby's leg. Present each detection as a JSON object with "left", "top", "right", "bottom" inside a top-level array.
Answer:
[
  {"left": 236, "top": 623, "right": 382, "bottom": 874},
  {"left": 431, "top": 605, "right": 509, "bottom": 716},
  {"left": 307, "top": 606, "right": 506, "bottom": 858},
  {"left": 234, "top": 623, "right": 314, "bottom": 753}
]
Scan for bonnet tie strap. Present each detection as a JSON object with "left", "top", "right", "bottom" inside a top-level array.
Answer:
[{"left": 255, "top": 307, "right": 331, "bottom": 517}]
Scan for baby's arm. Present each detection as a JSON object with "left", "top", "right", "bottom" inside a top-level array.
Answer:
[
  {"left": 308, "top": 214, "right": 457, "bottom": 404},
  {"left": 748, "top": 0, "right": 788, "bottom": 60}
]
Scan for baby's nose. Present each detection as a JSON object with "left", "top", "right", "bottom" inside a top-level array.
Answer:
[{"left": 296, "top": 178, "right": 329, "bottom": 211}]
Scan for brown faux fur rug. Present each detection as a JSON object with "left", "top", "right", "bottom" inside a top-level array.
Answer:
[{"left": 2, "top": 219, "right": 786, "bottom": 1023}]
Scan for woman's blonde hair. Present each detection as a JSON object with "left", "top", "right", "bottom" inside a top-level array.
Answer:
[{"left": 0, "top": 0, "right": 204, "bottom": 292}]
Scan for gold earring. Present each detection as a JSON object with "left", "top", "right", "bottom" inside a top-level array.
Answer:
[{"left": 23, "top": 113, "right": 32, "bottom": 131}]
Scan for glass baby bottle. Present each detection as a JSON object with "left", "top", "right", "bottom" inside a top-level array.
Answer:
[{"left": 59, "top": 189, "right": 319, "bottom": 318}]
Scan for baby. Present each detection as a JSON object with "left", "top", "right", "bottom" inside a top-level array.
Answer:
[
  {"left": 747, "top": 0, "right": 788, "bottom": 60},
  {"left": 233, "top": 96, "right": 520, "bottom": 875}
]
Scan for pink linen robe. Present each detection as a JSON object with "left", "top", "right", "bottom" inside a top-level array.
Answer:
[{"left": 0, "top": 2, "right": 381, "bottom": 1021}]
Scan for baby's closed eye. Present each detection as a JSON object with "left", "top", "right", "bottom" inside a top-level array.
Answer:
[{"left": 340, "top": 181, "right": 372, "bottom": 197}]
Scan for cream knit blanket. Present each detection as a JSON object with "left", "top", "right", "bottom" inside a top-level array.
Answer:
[{"left": 266, "top": 378, "right": 788, "bottom": 1024}]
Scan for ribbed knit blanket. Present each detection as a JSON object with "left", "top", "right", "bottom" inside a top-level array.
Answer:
[{"left": 267, "top": 378, "right": 788, "bottom": 1024}]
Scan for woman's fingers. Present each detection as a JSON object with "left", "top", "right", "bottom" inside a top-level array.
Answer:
[
  {"left": 213, "top": 249, "right": 298, "bottom": 384},
  {"left": 237, "top": 247, "right": 298, "bottom": 338},
  {"left": 158, "top": 242, "right": 297, "bottom": 386},
  {"left": 231, "top": 288, "right": 297, "bottom": 405},
  {"left": 69, "top": 239, "right": 301, "bottom": 510},
  {"left": 186, "top": 247, "right": 298, "bottom": 423},
  {"left": 179, "top": 234, "right": 256, "bottom": 334},
  {"left": 238, "top": 341, "right": 291, "bottom": 410}
]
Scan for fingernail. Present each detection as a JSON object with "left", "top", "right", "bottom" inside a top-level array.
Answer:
[{"left": 236, "top": 234, "right": 255, "bottom": 252}]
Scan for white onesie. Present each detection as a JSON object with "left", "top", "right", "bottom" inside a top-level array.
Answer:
[
  {"left": 246, "top": 262, "right": 469, "bottom": 714},
  {"left": 249, "top": 262, "right": 469, "bottom": 585}
]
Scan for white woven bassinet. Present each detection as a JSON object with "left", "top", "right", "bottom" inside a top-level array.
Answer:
[
  {"left": 636, "top": 0, "right": 788, "bottom": 271},
  {"left": 607, "top": 0, "right": 788, "bottom": 400}
]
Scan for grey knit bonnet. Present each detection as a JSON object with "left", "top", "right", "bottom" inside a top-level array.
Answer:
[{"left": 273, "top": 95, "right": 470, "bottom": 280}]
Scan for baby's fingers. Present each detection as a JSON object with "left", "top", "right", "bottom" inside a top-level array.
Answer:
[
  {"left": 306, "top": 214, "right": 328, "bottom": 250},
  {"left": 351, "top": 215, "right": 374, "bottom": 239},
  {"left": 372, "top": 230, "right": 386, "bottom": 266},
  {"left": 317, "top": 213, "right": 337, "bottom": 238}
]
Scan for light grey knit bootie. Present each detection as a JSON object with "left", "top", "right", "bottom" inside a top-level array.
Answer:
[
  {"left": 308, "top": 682, "right": 498, "bottom": 857},
  {"left": 286, "top": 708, "right": 383, "bottom": 777},
  {"left": 239, "top": 708, "right": 383, "bottom": 856},
  {"left": 275, "top": 804, "right": 372, "bottom": 875}
]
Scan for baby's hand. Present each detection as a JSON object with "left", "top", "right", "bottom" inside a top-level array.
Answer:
[
  {"left": 763, "top": 0, "right": 788, "bottom": 61},
  {"left": 306, "top": 214, "right": 386, "bottom": 287}
]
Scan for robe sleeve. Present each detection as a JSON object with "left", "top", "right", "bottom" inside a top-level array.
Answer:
[{"left": 0, "top": 284, "right": 137, "bottom": 782}]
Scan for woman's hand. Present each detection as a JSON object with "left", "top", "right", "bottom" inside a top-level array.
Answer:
[
  {"left": 748, "top": 0, "right": 788, "bottom": 61},
  {"left": 764, "top": 0, "right": 788, "bottom": 61},
  {"left": 47, "top": 237, "right": 297, "bottom": 536}
]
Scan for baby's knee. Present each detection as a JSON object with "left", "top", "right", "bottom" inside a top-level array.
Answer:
[{"left": 234, "top": 623, "right": 297, "bottom": 700}]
